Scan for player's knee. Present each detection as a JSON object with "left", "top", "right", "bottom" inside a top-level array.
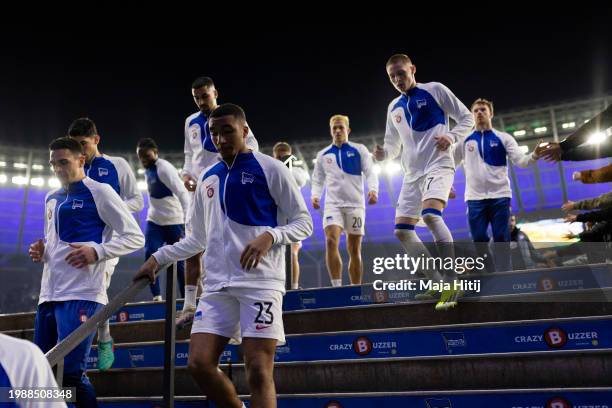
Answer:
[
  {"left": 421, "top": 209, "right": 443, "bottom": 226},
  {"left": 187, "top": 355, "right": 217, "bottom": 380},
  {"left": 325, "top": 234, "right": 340, "bottom": 248},
  {"left": 245, "top": 360, "right": 273, "bottom": 389},
  {"left": 394, "top": 224, "right": 415, "bottom": 241}
]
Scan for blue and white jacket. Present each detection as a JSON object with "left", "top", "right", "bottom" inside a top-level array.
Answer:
[
  {"left": 453, "top": 128, "right": 537, "bottom": 200},
  {"left": 41, "top": 178, "right": 145, "bottom": 305},
  {"left": 0, "top": 333, "right": 66, "bottom": 408},
  {"left": 145, "top": 158, "right": 190, "bottom": 226},
  {"left": 85, "top": 154, "right": 144, "bottom": 213},
  {"left": 311, "top": 141, "right": 379, "bottom": 208},
  {"left": 182, "top": 111, "right": 259, "bottom": 180},
  {"left": 154, "top": 151, "right": 313, "bottom": 293},
  {"left": 384, "top": 82, "right": 474, "bottom": 182}
]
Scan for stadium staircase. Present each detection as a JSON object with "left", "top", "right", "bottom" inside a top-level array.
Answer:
[{"left": 2, "top": 264, "right": 612, "bottom": 407}]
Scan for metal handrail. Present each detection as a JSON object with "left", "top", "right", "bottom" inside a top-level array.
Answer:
[{"left": 45, "top": 262, "right": 178, "bottom": 407}]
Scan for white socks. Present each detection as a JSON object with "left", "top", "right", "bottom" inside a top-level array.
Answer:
[
  {"left": 422, "top": 210, "right": 455, "bottom": 278},
  {"left": 394, "top": 224, "right": 443, "bottom": 281},
  {"left": 421, "top": 210, "right": 453, "bottom": 244},
  {"left": 331, "top": 279, "right": 342, "bottom": 287},
  {"left": 183, "top": 285, "right": 197, "bottom": 309}
]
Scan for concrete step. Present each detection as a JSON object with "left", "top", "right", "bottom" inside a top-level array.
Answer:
[
  {"left": 5, "top": 289, "right": 612, "bottom": 343},
  {"left": 89, "top": 349, "right": 612, "bottom": 396}
]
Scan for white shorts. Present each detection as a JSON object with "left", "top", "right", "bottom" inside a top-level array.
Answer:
[
  {"left": 191, "top": 287, "right": 285, "bottom": 345},
  {"left": 323, "top": 206, "right": 365, "bottom": 236},
  {"left": 397, "top": 167, "right": 454, "bottom": 219}
]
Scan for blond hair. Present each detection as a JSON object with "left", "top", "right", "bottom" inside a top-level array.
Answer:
[
  {"left": 386, "top": 54, "right": 413, "bottom": 67},
  {"left": 329, "top": 114, "right": 349, "bottom": 127}
]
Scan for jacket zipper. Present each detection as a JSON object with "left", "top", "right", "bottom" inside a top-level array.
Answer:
[
  {"left": 222, "top": 156, "right": 237, "bottom": 285},
  {"left": 53, "top": 190, "right": 70, "bottom": 296},
  {"left": 406, "top": 95, "right": 413, "bottom": 128},
  {"left": 481, "top": 131, "right": 487, "bottom": 196}
]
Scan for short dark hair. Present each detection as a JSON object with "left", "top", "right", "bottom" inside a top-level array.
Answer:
[
  {"left": 49, "top": 137, "right": 84, "bottom": 156},
  {"left": 386, "top": 54, "right": 413, "bottom": 66},
  {"left": 68, "top": 118, "right": 98, "bottom": 138},
  {"left": 209, "top": 103, "right": 246, "bottom": 123},
  {"left": 192, "top": 76, "right": 215, "bottom": 89},
  {"left": 137, "top": 138, "right": 158, "bottom": 151},
  {"left": 471, "top": 98, "right": 494, "bottom": 115},
  {"left": 273, "top": 141, "right": 292, "bottom": 154}
]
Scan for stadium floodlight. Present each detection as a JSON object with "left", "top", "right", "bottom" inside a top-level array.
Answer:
[
  {"left": 13, "top": 163, "right": 28, "bottom": 169},
  {"left": 384, "top": 161, "right": 401, "bottom": 175},
  {"left": 12, "top": 176, "right": 29, "bottom": 185},
  {"left": 137, "top": 168, "right": 145, "bottom": 175},
  {"left": 32, "top": 164, "right": 44, "bottom": 171},
  {"left": 137, "top": 180, "right": 147, "bottom": 191},
  {"left": 30, "top": 177, "right": 44, "bottom": 187},
  {"left": 0, "top": 161, "right": 6, "bottom": 167},
  {"left": 561, "top": 122, "right": 576, "bottom": 129},
  {"left": 513, "top": 130, "right": 526, "bottom": 137},
  {"left": 586, "top": 132, "right": 606, "bottom": 145},
  {"left": 0, "top": 174, "right": 6, "bottom": 184},
  {"left": 372, "top": 164, "right": 382, "bottom": 175},
  {"left": 48, "top": 178, "right": 61, "bottom": 188},
  {"left": 534, "top": 127, "right": 547, "bottom": 134},
  {"left": 584, "top": 119, "right": 590, "bottom": 124},
  {"left": 519, "top": 145, "right": 529, "bottom": 154}
]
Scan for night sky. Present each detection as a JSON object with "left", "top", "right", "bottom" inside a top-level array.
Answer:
[{"left": 0, "top": 15, "right": 610, "bottom": 153}]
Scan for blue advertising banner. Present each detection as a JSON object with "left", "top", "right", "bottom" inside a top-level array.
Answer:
[
  {"left": 88, "top": 342, "right": 240, "bottom": 369},
  {"left": 103, "top": 266, "right": 612, "bottom": 323},
  {"left": 284, "top": 264, "right": 612, "bottom": 311},
  {"left": 90, "top": 317, "right": 612, "bottom": 369},
  {"left": 108, "top": 301, "right": 183, "bottom": 323},
  {"left": 99, "top": 389, "right": 612, "bottom": 408}
]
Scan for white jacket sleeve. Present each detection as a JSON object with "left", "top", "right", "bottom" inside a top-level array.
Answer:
[
  {"left": 113, "top": 157, "right": 144, "bottom": 213},
  {"left": 157, "top": 159, "right": 190, "bottom": 219},
  {"left": 91, "top": 184, "right": 145, "bottom": 261},
  {"left": 153, "top": 181, "right": 207, "bottom": 264},
  {"left": 0, "top": 334, "right": 67, "bottom": 408},
  {"left": 266, "top": 161, "right": 313, "bottom": 245},
  {"left": 384, "top": 103, "right": 402, "bottom": 160},
  {"left": 245, "top": 125, "right": 259, "bottom": 152},
  {"left": 504, "top": 132, "right": 536, "bottom": 168},
  {"left": 432, "top": 82, "right": 474, "bottom": 143},
  {"left": 41, "top": 191, "right": 52, "bottom": 263},
  {"left": 182, "top": 117, "right": 195, "bottom": 178},
  {"left": 291, "top": 167, "right": 309, "bottom": 188},
  {"left": 310, "top": 152, "right": 326, "bottom": 200},
  {"left": 361, "top": 145, "right": 379, "bottom": 193},
  {"left": 451, "top": 141, "right": 464, "bottom": 168}
]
